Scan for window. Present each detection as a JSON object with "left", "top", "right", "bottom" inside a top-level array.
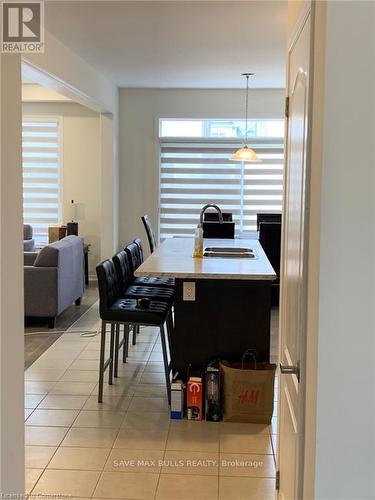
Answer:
[
  {"left": 159, "top": 119, "right": 284, "bottom": 239},
  {"left": 159, "top": 119, "right": 284, "bottom": 139},
  {"left": 22, "top": 118, "right": 61, "bottom": 246}
]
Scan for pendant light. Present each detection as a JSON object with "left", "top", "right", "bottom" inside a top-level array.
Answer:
[{"left": 231, "top": 73, "right": 260, "bottom": 162}]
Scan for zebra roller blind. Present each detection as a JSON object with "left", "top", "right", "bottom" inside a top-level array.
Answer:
[
  {"left": 22, "top": 118, "right": 61, "bottom": 246},
  {"left": 159, "top": 137, "right": 284, "bottom": 240}
]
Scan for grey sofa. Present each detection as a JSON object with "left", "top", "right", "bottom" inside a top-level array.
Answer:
[
  {"left": 23, "top": 224, "right": 35, "bottom": 251},
  {"left": 24, "top": 235, "right": 85, "bottom": 328}
]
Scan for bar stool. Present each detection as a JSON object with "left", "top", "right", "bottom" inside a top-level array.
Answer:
[
  {"left": 113, "top": 249, "right": 174, "bottom": 346},
  {"left": 127, "top": 240, "right": 175, "bottom": 288},
  {"left": 141, "top": 214, "right": 157, "bottom": 253},
  {"left": 96, "top": 259, "right": 172, "bottom": 404},
  {"left": 113, "top": 249, "right": 174, "bottom": 301},
  {"left": 124, "top": 242, "right": 175, "bottom": 347}
]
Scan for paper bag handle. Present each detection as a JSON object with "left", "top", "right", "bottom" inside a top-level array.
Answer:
[{"left": 241, "top": 349, "right": 258, "bottom": 370}]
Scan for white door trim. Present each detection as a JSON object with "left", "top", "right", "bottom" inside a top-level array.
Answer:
[
  {"left": 0, "top": 53, "right": 24, "bottom": 494},
  {"left": 277, "top": 3, "right": 317, "bottom": 498}
]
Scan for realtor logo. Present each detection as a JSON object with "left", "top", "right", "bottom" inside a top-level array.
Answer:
[{"left": 1, "top": 1, "right": 44, "bottom": 52}]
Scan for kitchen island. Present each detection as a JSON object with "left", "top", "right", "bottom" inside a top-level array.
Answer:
[{"left": 135, "top": 238, "right": 276, "bottom": 379}]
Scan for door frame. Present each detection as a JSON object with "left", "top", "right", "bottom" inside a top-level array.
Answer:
[
  {"left": 277, "top": 1, "right": 317, "bottom": 497},
  {"left": 0, "top": 53, "right": 24, "bottom": 495}
]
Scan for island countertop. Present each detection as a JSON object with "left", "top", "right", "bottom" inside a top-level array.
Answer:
[{"left": 135, "top": 237, "right": 276, "bottom": 280}]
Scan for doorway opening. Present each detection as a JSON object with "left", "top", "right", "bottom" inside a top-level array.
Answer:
[{"left": 22, "top": 73, "right": 102, "bottom": 367}]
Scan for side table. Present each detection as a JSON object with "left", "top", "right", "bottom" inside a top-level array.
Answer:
[{"left": 84, "top": 244, "right": 90, "bottom": 285}]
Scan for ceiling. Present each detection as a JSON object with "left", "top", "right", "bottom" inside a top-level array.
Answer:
[{"left": 45, "top": 1, "right": 287, "bottom": 89}]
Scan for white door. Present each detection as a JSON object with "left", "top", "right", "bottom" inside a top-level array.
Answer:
[{"left": 277, "top": 8, "right": 312, "bottom": 500}]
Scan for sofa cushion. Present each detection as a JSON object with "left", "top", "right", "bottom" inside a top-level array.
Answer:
[
  {"left": 34, "top": 235, "right": 82, "bottom": 268},
  {"left": 24, "top": 252, "right": 39, "bottom": 266},
  {"left": 34, "top": 245, "right": 59, "bottom": 267}
]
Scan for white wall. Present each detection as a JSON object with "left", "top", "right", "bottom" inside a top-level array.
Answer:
[
  {"left": 311, "top": 1, "right": 375, "bottom": 498},
  {"left": 23, "top": 102, "right": 101, "bottom": 277},
  {"left": 119, "top": 88, "right": 284, "bottom": 249},
  {"left": 24, "top": 29, "right": 120, "bottom": 256}
]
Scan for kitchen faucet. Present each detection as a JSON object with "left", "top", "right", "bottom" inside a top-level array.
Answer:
[{"left": 199, "top": 204, "right": 224, "bottom": 225}]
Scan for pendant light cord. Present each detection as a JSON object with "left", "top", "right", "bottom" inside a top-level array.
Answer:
[
  {"left": 245, "top": 74, "right": 249, "bottom": 145},
  {"left": 242, "top": 72, "right": 254, "bottom": 147}
]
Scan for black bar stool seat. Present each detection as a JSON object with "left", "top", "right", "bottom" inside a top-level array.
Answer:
[
  {"left": 133, "top": 275, "right": 175, "bottom": 288},
  {"left": 113, "top": 250, "right": 174, "bottom": 304},
  {"left": 124, "top": 284, "right": 174, "bottom": 304},
  {"left": 105, "top": 297, "right": 170, "bottom": 324}
]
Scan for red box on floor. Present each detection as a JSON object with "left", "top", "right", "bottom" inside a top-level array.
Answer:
[{"left": 187, "top": 376, "right": 203, "bottom": 420}]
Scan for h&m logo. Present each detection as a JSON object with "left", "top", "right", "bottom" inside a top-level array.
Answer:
[
  {"left": 238, "top": 389, "right": 260, "bottom": 405},
  {"left": 1, "top": 1, "right": 44, "bottom": 52}
]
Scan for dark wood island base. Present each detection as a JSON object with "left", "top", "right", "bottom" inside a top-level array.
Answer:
[{"left": 172, "top": 278, "right": 272, "bottom": 380}]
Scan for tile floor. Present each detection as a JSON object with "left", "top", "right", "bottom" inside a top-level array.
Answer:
[
  {"left": 25, "top": 303, "right": 278, "bottom": 500},
  {"left": 24, "top": 284, "right": 99, "bottom": 369}
]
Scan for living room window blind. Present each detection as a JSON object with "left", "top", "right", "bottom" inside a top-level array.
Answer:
[
  {"left": 22, "top": 118, "right": 61, "bottom": 246},
  {"left": 159, "top": 137, "right": 284, "bottom": 239}
]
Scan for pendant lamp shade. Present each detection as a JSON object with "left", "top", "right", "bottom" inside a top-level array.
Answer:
[
  {"left": 231, "top": 73, "right": 261, "bottom": 163},
  {"left": 230, "top": 145, "right": 259, "bottom": 162}
]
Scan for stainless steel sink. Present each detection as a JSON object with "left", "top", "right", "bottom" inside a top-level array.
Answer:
[{"left": 203, "top": 247, "right": 257, "bottom": 259}]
